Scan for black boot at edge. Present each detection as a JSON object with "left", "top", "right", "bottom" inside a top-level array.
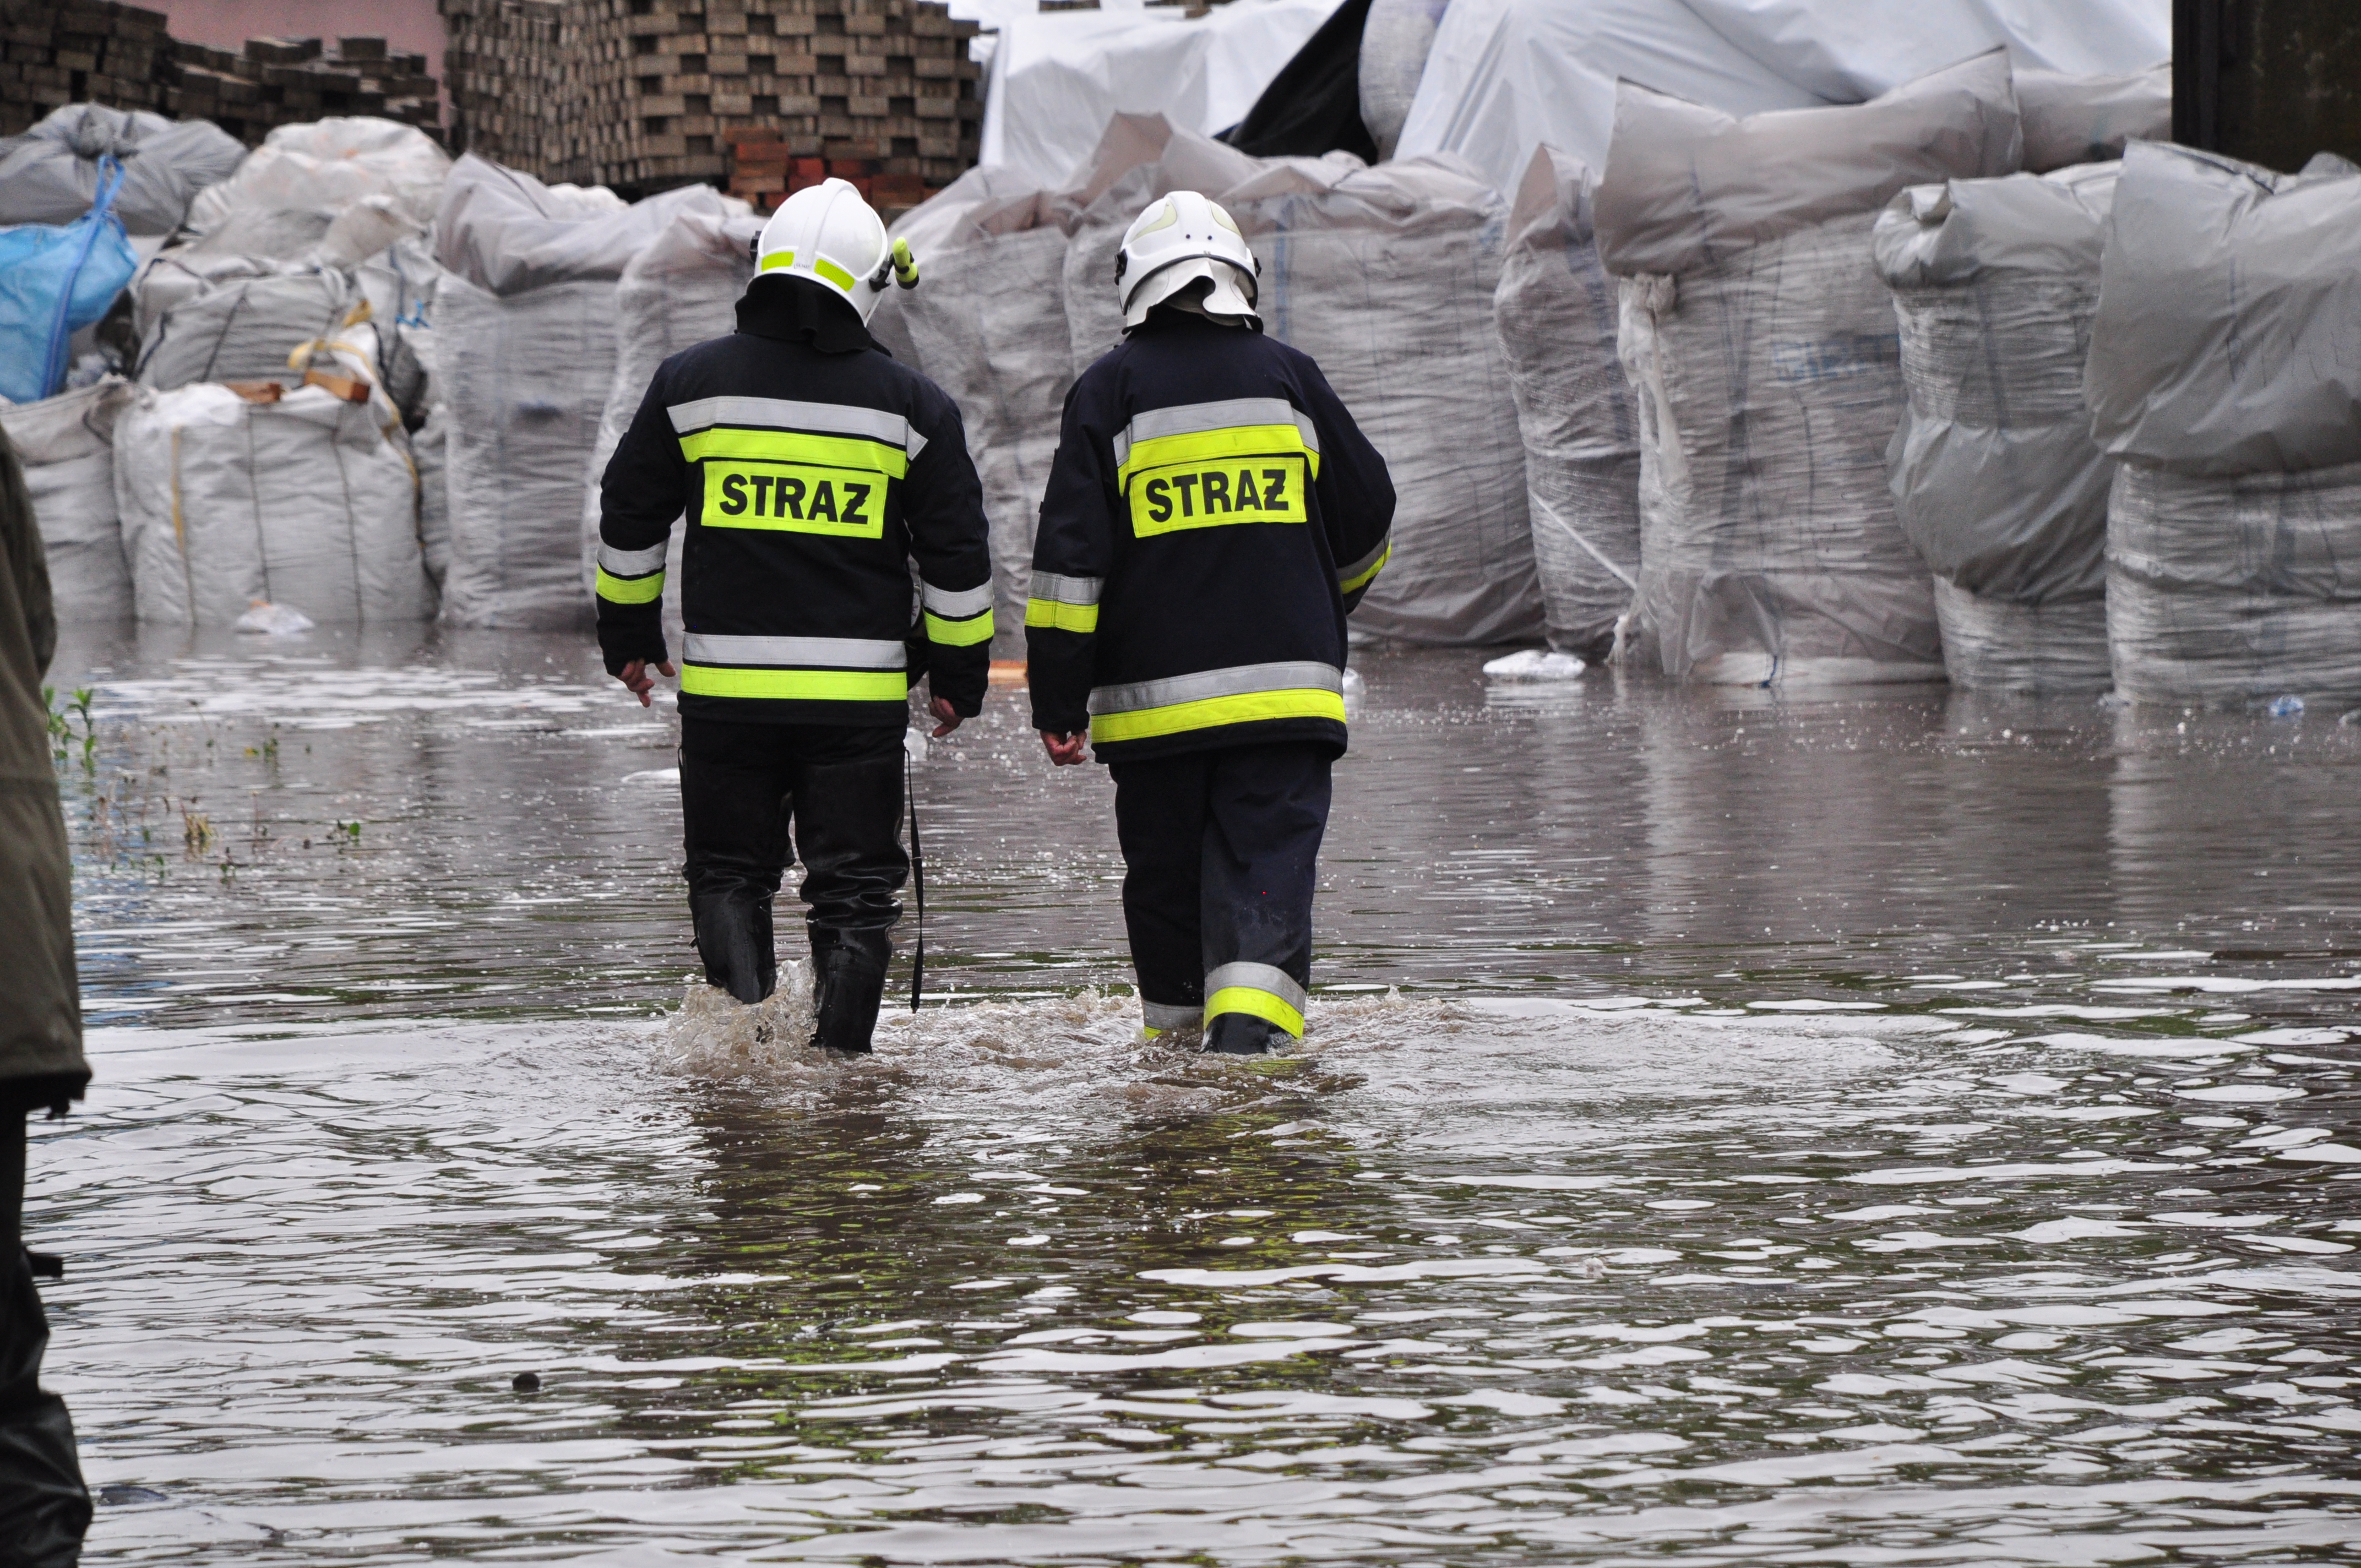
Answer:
[
  {"left": 1203, "top": 1013, "right": 1283, "bottom": 1056},
  {"left": 810, "top": 930, "right": 890, "bottom": 1057},
  {"left": 691, "top": 891, "right": 775, "bottom": 1005}
]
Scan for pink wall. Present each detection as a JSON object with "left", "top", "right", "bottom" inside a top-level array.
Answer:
[{"left": 155, "top": 0, "right": 448, "bottom": 119}]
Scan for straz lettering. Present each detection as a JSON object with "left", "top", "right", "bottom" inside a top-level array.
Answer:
[
  {"left": 700, "top": 461, "right": 884, "bottom": 538},
  {"left": 1132, "top": 454, "right": 1305, "bottom": 536}
]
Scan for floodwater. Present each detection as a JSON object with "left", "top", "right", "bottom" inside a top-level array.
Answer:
[{"left": 32, "top": 623, "right": 2361, "bottom": 1563}]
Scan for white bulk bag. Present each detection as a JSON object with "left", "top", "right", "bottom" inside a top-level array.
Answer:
[
  {"left": 0, "top": 105, "right": 246, "bottom": 236},
  {"left": 1494, "top": 144, "right": 1640, "bottom": 660},
  {"left": 1595, "top": 52, "right": 2020, "bottom": 684},
  {"left": 133, "top": 257, "right": 366, "bottom": 392},
  {"left": 1874, "top": 164, "right": 2118, "bottom": 692},
  {"left": 114, "top": 383, "right": 430, "bottom": 626},
  {"left": 181, "top": 116, "right": 451, "bottom": 263},
  {"left": 0, "top": 378, "right": 137, "bottom": 620},
  {"left": 1228, "top": 152, "right": 1542, "bottom": 646}
]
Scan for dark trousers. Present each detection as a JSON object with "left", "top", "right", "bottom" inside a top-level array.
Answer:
[
  {"left": 0, "top": 1116, "right": 89, "bottom": 1566},
  {"left": 680, "top": 717, "right": 907, "bottom": 1003},
  {"left": 1109, "top": 743, "right": 1332, "bottom": 1038}
]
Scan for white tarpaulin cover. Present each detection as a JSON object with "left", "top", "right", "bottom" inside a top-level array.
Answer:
[
  {"left": 979, "top": 0, "right": 1341, "bottom": 188},
  {"left": 1494, "top": 144, "right": 1639, "bottom": 659},
  {"left": 0, "top": 105, "right": 246, "bottom": 237},
  {"left": 1874, "top": 164, "right": 2118, "bottom": 692},
  {"left": 1598, "top": 53, "right": 2019, "bottom": 685},
  {"left": 2086, "top": 143, "right": 2361, "bottom": 480},
  {"left": 114, "top": 382, "right": 430, "bottom": 625},
  {"left": 1230, "top": 151, "right": 1542, "bottom": 645},
  {"left": 1397, "top": 0, "right": 2165, "bottom": 195},
  {"left": 433, "top": 160, "right": 735, "bottom": 628},
  {"left": 0, "top": 378, "right": 137, "bottom": 620},
  {"left": 581, "top": 208, "right": 763, "bottom": 623},
  {"left": 181, "top": 117, "right": 451, "bottom": 264}
]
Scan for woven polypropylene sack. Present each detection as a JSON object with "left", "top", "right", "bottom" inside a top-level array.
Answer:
[
  {"left": 2106, "top": 461, "right": 2361, "bottom": 707},
  {"left": 1230, "top": 154, "right": 1542, "bottom": 646},
  {"left": 892, "top": 170, "right": 1078, "bottom": 656},
  {"left": 436, "top": 273, "right": 618, "bottom": 629},
  {"left": 114, "top": 383, "right": 430, "bottom": 625},
  {"left": 1494, "top": 144, "right": 1639, "bottom": 660},
  {"left": 1932, "top": 578, "right": 2110, "bottom": 693},
  {"left": 414, "top": 401, "right": 450, "bottom": 592},
  {"left": 1618, "top": 220, "right": 1941, "bottom": 685},
  {"left": 134, "top": 261, "right": 361, "bottom": 391},
  {"left": 581, "top": 208, "right": 762, "bottom": 624},
  {"left": 0, "top": 379, "right": 135, "bottom": 620},
  {"left": 0, "top": 105, "right": 246, "bottom": 237},
  {"left": 181, "top": 117, "right": 450, "bottom": 257}
]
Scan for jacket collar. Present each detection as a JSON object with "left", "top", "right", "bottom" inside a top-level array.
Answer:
[{"left": 736, "top": 275, "right": 876, "bottom": 355}]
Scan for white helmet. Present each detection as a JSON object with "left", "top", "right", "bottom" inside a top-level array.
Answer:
[
  {"left": 1116, "top": 190, "right": 1259, "bottom": 331},
  {"left": 754, "top": 177, "right": 918, "bottom": 323}
]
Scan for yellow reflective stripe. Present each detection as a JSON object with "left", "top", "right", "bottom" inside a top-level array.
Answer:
[
  {"left": 923, "top": 609, "right": 994, "bottom": 646},
  {"left": 1205, "top": 986, "right": 1305, "bottom": 1037},
  {"left": 1116, "top": 423, "right": 1320, "bottom": 488},
  {"left": 815, "top": 257, "right": 857, "bottom": 291},
  {"left": 1024, "top": 597, "right": 1100, "bottom": 634},
  {"left": 759, "top": 250, "right": 796, "bottom": 271},
  {"left": 678, "top": 665, "right": 907, "bottom": 701},
  {"left": 1339, "top": 538, "right": 1391, "bottom": 594},
  {"left": 1089, "top": 687, "right": 1345, "bottom": 744},
  {"left": 596, "top": 567, "right": 664, "bottom": 604},
  {"left": 678, "top": 428, "right": 909, "bottom": 480}
]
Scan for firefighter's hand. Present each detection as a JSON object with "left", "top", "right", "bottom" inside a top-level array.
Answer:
[
  {"left": 1040, "top": 730, "right": 1087, "bottom": 766},
  {"left": 929, "top": 695, "right": 964, "bottom": 738},
  {"left": 617, "top": 658, "right": 675, "bottom": 707}
]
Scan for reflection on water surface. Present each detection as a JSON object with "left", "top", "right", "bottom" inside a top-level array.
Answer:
[{"left": 33, "top": 625, "right": 2361, "bottom": 1561}]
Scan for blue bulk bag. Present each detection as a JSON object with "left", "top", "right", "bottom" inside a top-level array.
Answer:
[{"left": 0, "top": 155, "right": 137, "bottom": 404}]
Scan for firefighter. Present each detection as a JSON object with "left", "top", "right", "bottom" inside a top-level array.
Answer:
[
  {"left": 596, "top": 178, "right": 994, "bottom": 1057},
  {"left": 1026, "top": 190, "right": 1396, "bottom": 1054}
]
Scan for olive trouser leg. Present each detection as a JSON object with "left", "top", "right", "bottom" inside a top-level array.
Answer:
[{"left": 0, "top": 1115, "right": 90, "bottom": 1566}]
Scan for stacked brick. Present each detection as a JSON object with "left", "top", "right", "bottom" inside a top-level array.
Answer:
[
  {"left": 0, "top": 1, "right": 443, "bottom": 145},
  {"left": 436, "top": 0, "right": 981, "bottom": 206},
  {"left": 168, "top": 37, "right": 443, "bottom": 144},
  {"left": 0, "top": 0, "right": 170, "bottom": 134}
]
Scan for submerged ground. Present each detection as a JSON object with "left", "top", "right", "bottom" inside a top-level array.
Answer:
[{"left": 32, "top": 624, "right": 2361, "bottom": 1562}]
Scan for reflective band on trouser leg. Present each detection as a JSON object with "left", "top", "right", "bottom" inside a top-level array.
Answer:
[
  {"left": 596, "top": 567, "right": 663, "bottom": 604},
  {"left": 1088, "top": 659, "right": 1346, "bottom": 744},
  {"left": 1337, "top": 535, "right": 1391, "bottom": 594},
  {"left": 1141, "top": 998, "right": 1199, "bottom": 1032},
  {"left": 924, "top": 610, "right": 993, "bottom": 645},
  {"left": 1203, "top": 961, "right": 1307, "bottom": 1038}
]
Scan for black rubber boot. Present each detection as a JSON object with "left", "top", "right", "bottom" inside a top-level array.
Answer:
[
  {"left": 1204, "top": 1013, "right": 1284, "bottom": 1056},
  {"left": 690, "top": 890, "right": 775, "bottom": 1004},
  {"left": 810, "top": 929, "right": 890, "bottom": 1057}
]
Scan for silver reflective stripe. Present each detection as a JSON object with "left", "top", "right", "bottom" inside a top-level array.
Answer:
[
  {"left": 599, "top": 541, "right": 668, "bottom": 576},
  {"left": 1029, "top": 571, "right": 1102, "bottom": 606},
  {"left": 1336, "top": 532, "right": 1390, "bottom": 584},
  {"left": 682, "top": 633, "right": 907, "bottom": 669},
  {"left": 1111, "top": 396, "right": 1320, "bottom": 470},
  {"left": 922, "top": 580, "right": 993, "bottom": 618},
  {"left": 1204, "top": 961, "right": 1307, "bottom": 1014},
  {"left": 667, "top": 395, "right": 917, "bottom": 455},
  {"left": 1141, "top": 999, "right": 1199, "bottom": 1030},
  {"left": 1089, "top": 660, "right": 1342, "bottom": 717}
]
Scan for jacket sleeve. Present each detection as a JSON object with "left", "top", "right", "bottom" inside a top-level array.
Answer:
[
  {"left": 904, "top": 384, "right": 993, "bottom": 717},
  {"left": 1025, "top": 379, "right": 1117, "bottom": 737},
  {"left": 1298, "top": 363, "right": 1396, "bottom": 613},
  {"left": 593, "top": 363, "right": 685, "bottom": 677}
]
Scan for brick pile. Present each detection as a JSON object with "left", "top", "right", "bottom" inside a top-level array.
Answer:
[
  {"left": 437, "top": 0, "right": 982, "bottom": 206},
  {"left": 0, "top": 0, "right": 443, "bottom": 144}
]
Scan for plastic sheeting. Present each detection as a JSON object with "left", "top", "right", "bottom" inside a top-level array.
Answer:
[
  {"left": 1359, "top": 0, "right": 1448, "bottom": 162},
  {"left": 414, "top": 402, "right": 450, "bottom": 591},
  {"left": 582, "top": 208, "right": 763, "bottom": 622},
  {"left": 114, "top": 383, "right": 431, "bottom": 625},
  {"left": 1599, "top": 55, "right": 2020, "bottom": 685},
  {"left": 1395, "top": 0, "right": 2165, "bottom": 196},
  {"left": 1494, "top": 145, "right": 1639, "bottom": 660},
  {"left": 433, "top": 161, "right": 737, "bottom": 628},
  {"left": 2107, "top": 461, "right": 2361, "bottom": 707},
  {"left": 2017, "top": 65, "right": 2168, "bottom": 174},
  {"left": 0, "top": 105, "right": 245, "bottom": 237},
  {"left": 1231, "top": 153, "right": 1541, "bottom": 646},
  {"left": 1225, "top": 0, "right": 1376, "bottom": 162},
  {"left": 0, "top": 379, "right": 135, "bottom": 620},
  {"left": 892, "top": 166, "right": 1079, "bottom": 655},
  {"left": 2086, "top": 143, "right": 2361, "bottom": 480},
  {"left": 1875, "top": 164, "right": 2117, "bottom": 692},
  {"left": 181, "top": 118, "right": 450, "bottom": 264},
  {"left": 978, "top": 0, "right": 1342, "bottom": 188}
]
